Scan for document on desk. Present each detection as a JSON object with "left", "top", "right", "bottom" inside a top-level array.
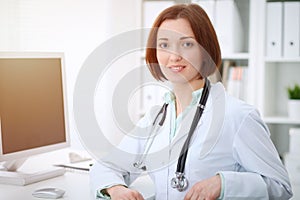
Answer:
[{"left": 0, "top": 167, "right": 65, "bottom": 186}]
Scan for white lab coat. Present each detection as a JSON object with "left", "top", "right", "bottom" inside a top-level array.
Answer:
[{"left": 90, "top": 83, "right": 292, "bottom": 200}]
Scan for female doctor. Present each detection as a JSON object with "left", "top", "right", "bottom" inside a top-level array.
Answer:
[{"left": 90, "top": 4, "right": 292, "bottom": 200}]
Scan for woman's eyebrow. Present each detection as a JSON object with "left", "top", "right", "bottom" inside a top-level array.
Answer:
[
  {"left": 180, "top": 36, "right": 195, "bottom": 40},
  {"left": 157, "top": 38, "right": 168, "bottom": 41},
  {"left": 157, "top": 36, "right": 195, "bottom": 41},
  {"left": 157, "top": 36, "right": 194, "bottom": 40}
]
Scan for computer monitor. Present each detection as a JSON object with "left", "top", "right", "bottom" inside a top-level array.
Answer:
[{"left": 0, "top": 52, "right": 70, "bottom": 185}]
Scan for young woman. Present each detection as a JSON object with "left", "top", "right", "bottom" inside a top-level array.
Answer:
[{"left": 90, "top": 4, "right": 292, "bottom": 200}]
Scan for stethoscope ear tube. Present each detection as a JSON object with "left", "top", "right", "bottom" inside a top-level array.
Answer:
[
  {"left": 152, "top": 103, "right": 168, "bottom": 126},
  {"left": 133, "top": 78, "right": 211, "bottom": 192},
  {"left": 133, "top": 103, "right": 168, "bottom": 171},
  {"left": 173, "top": 78, "right": 210, "bottom": 191},
  {"left": 176, "top": 78, "right": 210, "bottom": 173}
]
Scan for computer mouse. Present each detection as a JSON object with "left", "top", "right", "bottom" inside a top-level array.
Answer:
[{"left": 32, "top": 187, "right": 65, "bottom": 199}]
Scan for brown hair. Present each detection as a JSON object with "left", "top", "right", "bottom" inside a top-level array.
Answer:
[{"left": 145, "top": 4, "right": 221, "bottom": 81}]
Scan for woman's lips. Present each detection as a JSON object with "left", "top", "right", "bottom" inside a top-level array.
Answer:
[{"left": 168, "top": 65, "right": 185, "bottom": 73}]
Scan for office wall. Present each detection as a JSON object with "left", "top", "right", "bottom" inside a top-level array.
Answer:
[
  {"left": 0, "top": 0, "right": 20, "bottom": 50},
  {"left": 0, "top": 0, "right": 142, "bottom": 150}
]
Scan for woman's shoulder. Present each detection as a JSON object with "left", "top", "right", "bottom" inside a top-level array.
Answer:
[
  {"left": 225, "top": 93, "right": 261, "bottom": 123},
  {"left": 210, "top": 82, "right": 258, "bottom": 118}
]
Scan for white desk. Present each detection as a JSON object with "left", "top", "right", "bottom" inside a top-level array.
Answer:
[
  {"left": 0, "top": 171, "right": 155, "bottom": 200},
  {"left": 0, "top": 149, "right": 155, "bottom": 200},
  {"left": 0, "top": 171, "right": 93, "bottom": 200}
]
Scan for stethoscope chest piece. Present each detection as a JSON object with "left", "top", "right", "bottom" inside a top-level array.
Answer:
[{"left": 171, "top": 172, "right": 188, "bottom": 192}]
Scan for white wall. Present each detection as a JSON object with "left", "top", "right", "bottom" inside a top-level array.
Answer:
[
  {"left": 94, "top": 0, "right": 143, "bottom": 145},
  {"left": 0, "top": 0, "right": 20, "bottom": 50},
  {"left": 0, "top": 0, "right": 142, "bottom": 150}
]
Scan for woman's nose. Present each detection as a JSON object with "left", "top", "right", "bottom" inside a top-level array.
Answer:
[{"left": 169, "top": 51, "right": 182, "bottom": 62}]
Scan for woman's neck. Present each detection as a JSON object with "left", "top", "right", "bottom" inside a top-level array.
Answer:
[{"left": 173, "top": 79, "right": 204, "bottom": 116}]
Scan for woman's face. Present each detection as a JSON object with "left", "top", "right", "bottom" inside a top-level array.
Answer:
[{"left": 156, "top": 18, "right": 203, "bottom": 85}]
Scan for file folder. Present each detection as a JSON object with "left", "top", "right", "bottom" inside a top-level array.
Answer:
[
  {"left": 266, "top": 2, "right": 283, "bottom": 58},
  {"left": 214, "top": 0, "right": 243, "bottom": 54},
  {"left": 283, "top": 2, "right": 300, "bottom": 58}
]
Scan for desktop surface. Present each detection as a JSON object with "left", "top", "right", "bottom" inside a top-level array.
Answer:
[
  {"left": 0, "top": 172, "right": 155, "bottom": 200},
  {"left": 0, "top": 149, "right": 155, "bottom": 200},
  {"left": 0, "top": 171, "right": 92, "bottom": 200}
]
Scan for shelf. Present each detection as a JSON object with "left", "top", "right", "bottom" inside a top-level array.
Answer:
[
  {"left": 265, "top": 57, "right": 300, "bottom": 63},
  {"left": 222, "top": 53, "right": 250, "bottom": 60},
  {"left": 263, "top": 116, "right": 300, "bottom": 124}
]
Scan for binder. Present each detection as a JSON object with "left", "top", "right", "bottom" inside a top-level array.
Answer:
[
  {"left": 221, "top": 60, "right": 235, "bottom": 89},
  {"left": 266, "top": 2, "right": 283, "bottom": 58},
  {"left": 283, "top": 2, "right": 300, "bottom": 58},
  {"left": 214, "top": 0, "right": 243, "bottom": 54},
  {"left": 226, "top": 66, "right": 248, "bottom": 100}
]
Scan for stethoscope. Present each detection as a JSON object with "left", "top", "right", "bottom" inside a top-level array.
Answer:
[{"left": 133, "top": 78, "right": 210, "bottom": 192}]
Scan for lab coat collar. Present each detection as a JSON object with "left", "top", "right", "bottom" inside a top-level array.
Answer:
[
  {"left": 141, "top": 82, "right": 226, "bottom": 172},
  {"left": 163, "top": 88, "right": 204, "bottom": 106},
  {"left": 169, "top": 82, "right": 226, "bottom": 159}
]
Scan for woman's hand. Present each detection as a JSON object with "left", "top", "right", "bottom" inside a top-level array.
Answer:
[
  {"left": 184, "top": 174, "right": 221, "bottom": 200},
  {"left": 106, "top": 185, "right": 144, "bottom": 200}
]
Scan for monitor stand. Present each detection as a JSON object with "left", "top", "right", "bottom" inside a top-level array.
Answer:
[{"left": 0, "top": 158, "right": 65, "bottom": 186}]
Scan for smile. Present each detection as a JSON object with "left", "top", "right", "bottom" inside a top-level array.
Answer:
[{"left": 168, "top": 65, "right": 185, "bottom": 72}]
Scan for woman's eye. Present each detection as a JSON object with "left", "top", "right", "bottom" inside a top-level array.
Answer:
[
  {"left": 158, "top": 43, "right": 168, "bottom": 49},
  {"left": 182, "top": 42, "right": 193, "bottom": 48}
]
